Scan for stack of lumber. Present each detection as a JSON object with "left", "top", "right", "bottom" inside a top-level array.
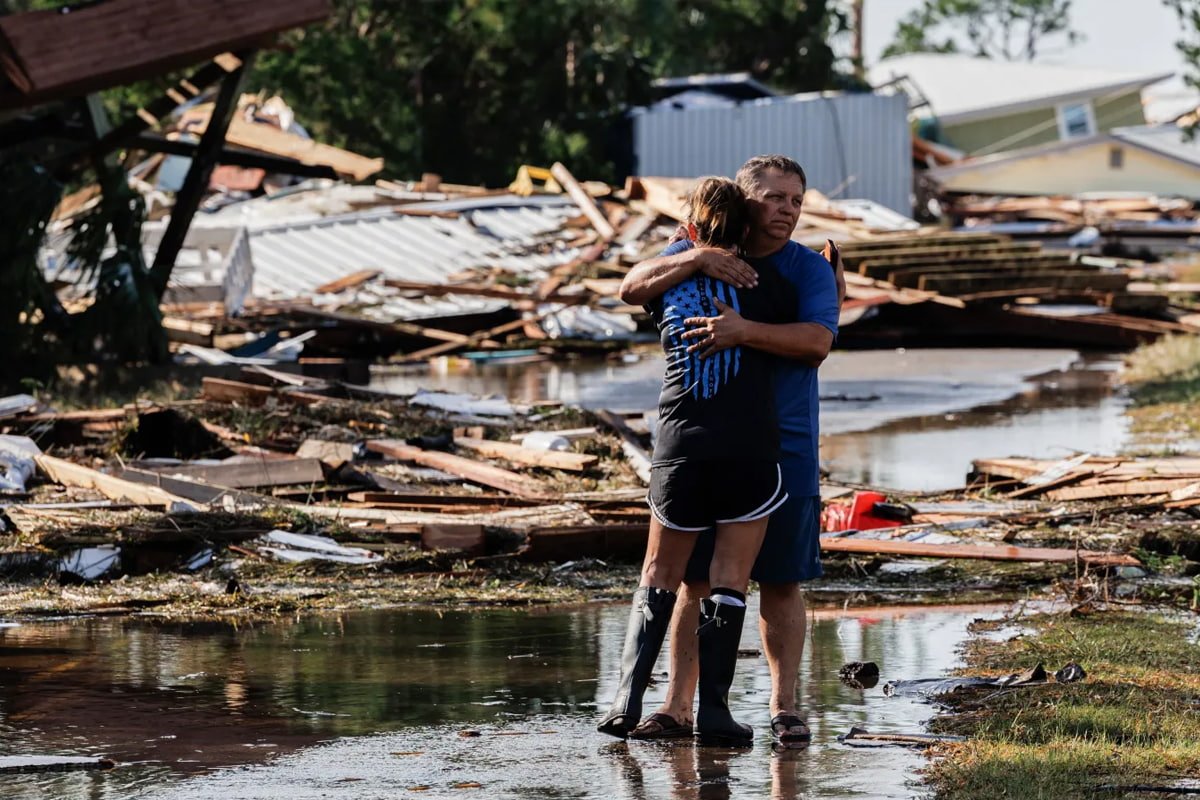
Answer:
[
  {"left": 949, "top": 195, "right": 1198, "bottom": 228},
  {"left": 971, "top": 455, "right": 1200, "bottom": 507},
  {"left": 841, "top": 233, "right": 1128, "bottom": 298}
]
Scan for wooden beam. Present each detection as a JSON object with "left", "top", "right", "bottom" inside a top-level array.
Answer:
[
  {"left": 819, "top": 536, "right": 1140, "bottom": 567},
  {"left": 1045, "top": 479, "right": 1200, "bottom": 502},
  {"left": 551, "top": 162, "right": 615, "bottom": 240},
  {"left": 453, "top": 436, "right": 598, "bottom": 472},
  {"left": 150, "top": 54, "right": 251, "bottom": 299},
  {"left": 314, "top": 269, "right": 381, "bottom": 294},
  {"left": 130, "top": 133, "right": 339, "bottom": 180},
  {"left": 142, "top": 457, "right": 325, "bottom": 489},
  {"left": 365, "top": 439, "right": 552, "bottom": 499},
  {"left": 200, "top": 377, "right": 330, "bottom": 406},
  {"left": 35, "top": 455, "right": 186, "bottom": 506}
]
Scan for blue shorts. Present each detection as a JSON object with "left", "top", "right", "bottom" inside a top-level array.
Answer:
[{"left": 684, "top": 461, "right": 823, "bottom": 585}]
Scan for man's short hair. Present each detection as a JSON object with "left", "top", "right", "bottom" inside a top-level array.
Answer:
[{"left": 735, "top": 155, "right": 807, "bottom": 195}]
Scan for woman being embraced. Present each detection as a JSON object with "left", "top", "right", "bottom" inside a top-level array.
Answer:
[{"left": 597, "top": 177, "right": 798, "bottom": 745}]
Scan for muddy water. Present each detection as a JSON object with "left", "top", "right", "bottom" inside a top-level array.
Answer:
[
  {"left": 0, "top": 601, "right": 1001, "bottom": 799},
  {"left": 372, "top": 348, "right": 1129, "bottom": 491}
]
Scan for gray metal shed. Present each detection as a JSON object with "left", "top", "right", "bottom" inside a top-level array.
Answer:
[{"left": 630, "top": 91, "right": 913, "bottom": 215}]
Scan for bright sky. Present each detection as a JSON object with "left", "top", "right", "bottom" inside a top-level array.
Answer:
[{"left": 861, "top": 0, "right": 1195, "bottom": 119}]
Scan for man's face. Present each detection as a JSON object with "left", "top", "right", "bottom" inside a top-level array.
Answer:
[{"left": 746, "top": 168, "right": 805, "bottom": 244}]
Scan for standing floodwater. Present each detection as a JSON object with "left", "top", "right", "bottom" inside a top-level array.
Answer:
[{"left": 0, "top": 601, "right": 1001, "bottom": 799}]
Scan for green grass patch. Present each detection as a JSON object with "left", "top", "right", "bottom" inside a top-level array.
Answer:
[
  {"left": 927, "top": 611, "right": 1200, "bottom": 799},
  {"left": 1121, "top": 335, "right": 1200, "bottom": 445}
]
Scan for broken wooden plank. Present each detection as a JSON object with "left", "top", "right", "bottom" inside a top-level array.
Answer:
[
  {"left": 819, "top": 536, "right": 1140, "bottom": 567},
  {"left": 364, "top": 439, "right": 552, "bottom": 499},
  {"left": 314, "top": 269, "right": 381, "bottom": 294},
  {"left": 452, "top": 436, "right": 598, "bottom": 473},
  {"left": 551, "top": 162, "right": 615, "bottom": 240},
  {"left": 200, "top": 377, "right": 330, "bottom": 406},
  {"left": 118, "top": 466, "right": 270, "bottom": 508},
  {"left": 509, "top": 427, "right": 597, "bottom": 443},
  {"left": 346, "top": 491, "right": 539, "bottom": 508},
  {"left": 518, "top": 524, "right": 648, "bottom": 562},
  {"left": 1046, "top": 479, "right": 1200, "bottom": 501},
  {"left": 147, "top": 457, "right": 325, "bottom": 489},
  {"left": 35, "top": 455, "right": 187, "bottom": 507}
]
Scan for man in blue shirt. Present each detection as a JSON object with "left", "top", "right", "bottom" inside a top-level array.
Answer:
[{"left": 617, "top": 155, "right": 842, "bottom": 743}]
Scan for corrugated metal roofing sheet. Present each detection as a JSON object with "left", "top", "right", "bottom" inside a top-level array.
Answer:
[
  {"left": 248, "top": 197, "right": 581, "bottom": 303},
  {"left": 631, "top": 91, "right": 912, "bottom": 215}
]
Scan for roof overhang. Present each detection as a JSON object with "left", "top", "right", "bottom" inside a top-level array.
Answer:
[{"left": 923, "top": 72, "right": 1175, "bottom": 127}]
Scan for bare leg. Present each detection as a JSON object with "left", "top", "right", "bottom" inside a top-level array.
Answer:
[
  {"left": 650, "top": 579, "right": 707, "bottom": 727},
  {"left": 640, "top": 517, "right": 696, "bottom": 590},
  {"left": 759, "top": 581, "right": 808, "bottom": 736},
  {"left": 709, "top": 518, "right": 769, "bottom": 592}
]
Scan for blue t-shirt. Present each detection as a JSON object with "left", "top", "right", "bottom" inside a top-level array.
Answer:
[
  {"left": 653, "top": 240, "right": 838, "bottom": 494},
  {"left": 769, "top": 241, "right": 839, "bottom": 496}
]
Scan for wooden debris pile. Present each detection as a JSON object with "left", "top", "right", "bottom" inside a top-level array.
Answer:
[
  {"left": 971, "top": 454, "right": 1200, "bottom": 507},
  {"left": 837, "top": 232, "right": 1200, "bottom": 349},
  {"left": 1, "top": 376, "right": 1173, "bottom": 593},
  {"left": 947, "top": 194, "right": 1200, "bottom": 233}
]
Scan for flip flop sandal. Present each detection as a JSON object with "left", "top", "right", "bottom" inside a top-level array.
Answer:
[
  {"left": 628, "top": 713, "right": 694, "bottom": 740},
  {"left": 770, "top": 712, "right": 812, "bottom": 743}
]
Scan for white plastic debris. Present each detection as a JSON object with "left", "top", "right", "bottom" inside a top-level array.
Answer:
[
  {"left": 0, "top": 435, "right": 40, "bottom": 493},
  {"left": 59, "top": 546, "right": 121, "bottom": 581},
  {"left": 257, "top": 530, "right": 381, "bottom": 565},
  {"left": 519, "top": 431, "right": 570, "bottom": 451}
]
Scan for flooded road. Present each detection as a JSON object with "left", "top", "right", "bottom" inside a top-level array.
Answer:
[
  {"left": 0, "top": 602, "right": 1001, "bottom": 799},
  {"left": 373, "top": 348, "right": 1130, "bottom": 491}
]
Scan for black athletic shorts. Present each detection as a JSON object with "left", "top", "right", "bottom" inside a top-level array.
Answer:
[{"left": 647, "top": 459, "right": 788, "bottom": 532}]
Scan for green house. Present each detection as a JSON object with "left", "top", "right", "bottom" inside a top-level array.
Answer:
[{"left": 870, "top": 54, "right": 1172, "bottom": 157}]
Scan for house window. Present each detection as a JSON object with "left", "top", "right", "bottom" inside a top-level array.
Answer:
[
  {"left": 1056, "top": 101, "right": 1097, "bottom": 139},
  {"left": 1109, "top": 146, "right": 1124, "bottom": 169}
]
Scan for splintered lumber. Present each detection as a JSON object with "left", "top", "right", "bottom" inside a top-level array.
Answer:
[
  {"left": 551, "top": 162, "right": 615, "bottom": 240},
  {"left": 1045, "top": 479, "right": 1200, "bottom": 502},
  {"left": 452, "top": 436, "right": 598, "bottom": 472},
  {"left": 365, "top": 439, "right": 552, "bottom": 499},
  {"left": 346, "top": 491, "right": 539, "bottom": 508},
  {"left": 200, "top": 377, "right": 330, "bottom": 406},
  {"left": 148, "top": 457, "right": 325, "bottom": 489},
  {"left": 35, "top": 455, "right": 187, "bottom": 507},
  {"left": 518, "top": 524, "right": 649, "bottom": 562},
  {"left": 594, "top": 409, "right": 652, "bottom": 484},
  {"left": 314, "top": 269, "right": 380, "bottom": 294},
  {"left": 819, "top": 536, "right": 1139, "bottom": 567},
  {"left": 119, "top": 466, "right": 270, "bottom": 508},
  {"left": 918, "top": 271, "right": 1128, "bottom": 294}
]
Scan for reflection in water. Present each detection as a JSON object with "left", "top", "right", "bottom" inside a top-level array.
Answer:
[{"left": 0, "top": 602, "right": 998, "bottom": 799}]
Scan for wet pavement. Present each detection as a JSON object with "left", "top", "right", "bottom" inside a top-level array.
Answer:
[{"left": 0, "top": 601, "right": 1003, "bottom": 799}]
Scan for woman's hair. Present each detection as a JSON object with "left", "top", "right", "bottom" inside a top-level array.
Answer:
[{"left": 685, "top": 176, "right": 749, "bottom": 249}]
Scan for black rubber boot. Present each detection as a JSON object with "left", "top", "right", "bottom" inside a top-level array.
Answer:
[
  {"left": 695, "top": 598, "right": 753, "bottom": 746},
  {"left": 597, "top": 586, "right": 676, "bottom": 739}
]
